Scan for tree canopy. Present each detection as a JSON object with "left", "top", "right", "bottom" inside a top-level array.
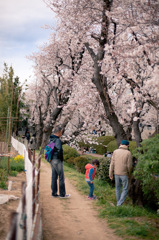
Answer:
[{"left": 0, "top": 63, "right": 25, "bottom": 137}]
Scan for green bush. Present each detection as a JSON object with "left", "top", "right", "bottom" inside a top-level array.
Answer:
[
  {"left": 0, "top": 169, "right": 8, "bottom": 189},
  {"left": 129, "top": 141, "right": 137, "bottom": 153},
  {"left": 133, "top": 135, "right": 159, "bottom": 209},
  {"left": 78, "top": 136, "right": 115, "bottom": 155},
  {"left": 66, "top": 157, "right": 75, "bottom": 167},
  {"left": 107, "top": 140, "right": 137, "bottom": 153},
  {"left": 96, "top": 136, "right": 115, "bottom": 146},
  {"left": 96, "top": 157, "right": 114, "bottom": 185},
  {"left": 74, "top": 156, "right": 89, "bottom": 174},
  {"left": 63, "top": 145, "right": 80, "bottom": 162},
  {"left": 10, "top": 171, "right": 18, "bottom": 177},
  {"left": 0, "top": 157, "right": 24, "bottom": 172},
  {"left": 78, "top": 141, "right": 90, "bottom": 149},
  {"left": 91, "top": 144, "right": 106, "bottom": 155},
  {"left": 107, "top": 140, "right": 118, "bottom": 152}
]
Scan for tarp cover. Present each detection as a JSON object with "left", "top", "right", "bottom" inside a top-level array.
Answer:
[{"left": 0, "top": 194, "right": 19, "bottom": 205}]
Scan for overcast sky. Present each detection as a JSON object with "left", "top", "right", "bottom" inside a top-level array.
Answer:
[{"left": 0, "top": 0, "right": 56, "bottom": 84}]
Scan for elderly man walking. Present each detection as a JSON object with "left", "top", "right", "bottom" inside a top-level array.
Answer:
[{"left": 109, "top": 140, "right": 132, "bottom": 206}]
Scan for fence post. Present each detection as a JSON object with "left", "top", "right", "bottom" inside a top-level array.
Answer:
[
  {"left": 37, "top": 154, "right": 41, "bottom": 203},
  {"left": 8, "top": 212, "right": 18, "bottom": 240},
  {"left": 32, "top": 150, "right": 36, "bottom": 221},
  {"left": 28, "top": 148, "right": 32, "bottom": 162},
  {"left": 22, "top": 181, "right": 27, "bottom": 240}
]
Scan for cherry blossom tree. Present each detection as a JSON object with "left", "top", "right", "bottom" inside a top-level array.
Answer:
[
  {"left": 44, "top": 0, "right": 159, "bottom": 146},
  {"left": 26, "top": 0, "right": 159, "bottom": 152},
  {"left": 27, "top": 33, "right": 86, "bottom": 151}
]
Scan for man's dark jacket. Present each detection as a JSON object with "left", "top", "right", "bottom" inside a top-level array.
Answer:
[{"left": 49, "top": 135, "right": 63, "bottom": 161}]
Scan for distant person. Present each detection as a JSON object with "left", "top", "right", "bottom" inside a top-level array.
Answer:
[
  {"left": 85, "top": 159, "right": 100, "bottom": 200},
  {"left": 15, "top": 129, "right": 19, "bottom": 137},
  {"left": 25, "top": 131, "right": 30, "bottom": 143},
  {"left": 28, "top": 133, "right": 36, "bottom": 151},
  {"left": 107, "top": 152, "right": 112, "bottom": 158},
  {"left": 109, "top": 140, "right": 132, "bottom": 206},
  {"left": 49, "top": 126, "right": 70, "bottom": 198}
]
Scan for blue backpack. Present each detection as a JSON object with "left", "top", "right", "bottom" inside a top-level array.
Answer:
[{"left": 44, "top": 141, "right": 55, "bottom": 162}]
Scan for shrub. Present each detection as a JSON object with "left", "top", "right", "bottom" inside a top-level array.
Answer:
[
  {"left": 78, "top": 136, "right": 115, "bottom": 155},
  {"left": 14, "top": 155, "right": 24, "bottom": 163},
  {"left": 96, "top": 136, "right": 115, "bottom": 146},
  {"left": 0, "top": 156, "right": 24, "bottom": 172},
  {"left": 74, "top": 156, "right": 89, "bottom": 174},
  {"left": 10, "top": 171, "right": 18, "bottom": 177},
  {"left": 67, "top": 157, "right": 75, "bottom": 166},
  {"left": 63, "top": 144, "right": 80, "bottom": 162},
  {"left": 107, "top": 140, "right": 137, "bottom": 153},
  {"left": 107, "top": 140, "right": 118, "bottom": 152},
  {"left": 0, "top": 181, "right": 7, "bottom": 189},
  {"left": 78, "top": 141, "right": 90, "bottom": 149},
  {"left": 10, "top": 157, "right": 24, "bottom": 172},
  {"left": 91, "top": 144, "right": 106, "bottom": 155},
  {"left": 133, "top": 135, "right": 159, "bottom": 210},
  {"left": 96, "top": 157, "right": 114, "bottom": 185},
  {"left": 129, "top": 141, "right": 137, "bottom": 153},
  {"left": 0, "top": 169, "right": 8, "bottom": 189}
]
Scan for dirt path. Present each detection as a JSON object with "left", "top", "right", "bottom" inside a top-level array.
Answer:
[{"left": 40, "top": 162, "right": 122, "bottom": 240}]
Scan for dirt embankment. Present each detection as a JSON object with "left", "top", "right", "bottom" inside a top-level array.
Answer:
[{"left": 0, "top": 172, "right": 26, "bottom": 240}]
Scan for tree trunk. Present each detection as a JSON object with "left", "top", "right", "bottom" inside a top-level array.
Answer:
[
  {"left": 35, "top": 123, "right": 43, "bottom": 149},
  {"left": 85, "top": 0, "right": 128, "bottom": 146},
  {"left": 133, "top": 119, "right": 142, "bottom": 147},
  {"left": 92, "top": 60, "right": 127, "bottom": 146},
  {"left": 40, "top": 107, "right": 62, "bottom": 153},
  {"left": 100, "top": 92, "right": 127, "bottom": 146}
]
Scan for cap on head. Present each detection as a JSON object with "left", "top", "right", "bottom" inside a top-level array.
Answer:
[{"left": 121, "top": 140, "right": 129, "bottom": 145}]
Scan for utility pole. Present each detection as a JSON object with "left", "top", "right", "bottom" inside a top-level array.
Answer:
[{"left": 7, "top": 78, "right": 14, "bottom": 174}]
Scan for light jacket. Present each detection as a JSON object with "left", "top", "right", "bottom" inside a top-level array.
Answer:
[
  {"left": 109, "top": 145, "right": 132, "bottom": 178},
  {"left": 85, "top": 163, "right": 96, "bottom": 182}
]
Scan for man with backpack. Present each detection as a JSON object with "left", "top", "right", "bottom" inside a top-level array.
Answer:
[{"left": 49, "top": 126, "right": 70, "bottom": 198}]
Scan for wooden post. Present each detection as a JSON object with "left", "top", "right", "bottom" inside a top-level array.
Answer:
[
  {"left": 37, "top": 154, "right": 41, "bottom": 203},
  {"left": 8, "top": 156, "right": 10, "bottom": 174},
  {"left": 33, "top": 150, "right": 35, "bottom": 164},
  {"left": 28, "top": 148, "right": 32, "bottom": 162},
  {"left": 8, "top": 212, "right": 18, "bottom": 240}
]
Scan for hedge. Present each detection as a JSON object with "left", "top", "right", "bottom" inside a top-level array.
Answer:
[
  {"left": 78, "top": 136, "right": 115, "bottom": 155},
  {"left": 107, "top": 140, "right": 137, "bottom": 153},
  {"left": 133, "top": 134, "right": 159, "bottom": 210},
  {"left": 63, "top": 144, "right": 80, "bottom": 162},
  {"left": 74, "top": 156, "right": 89, "bottom": 174},
  {"left": 96, "top": 157, "right": 114, "bottom": 185},
  {"left": 95, "top": 136, "right": 115, "bottom": 146}
]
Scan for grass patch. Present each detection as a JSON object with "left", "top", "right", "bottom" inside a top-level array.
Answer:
[
  {"left": 0, "top": 168, "right": 8, "bottom": 189},
  {"left": 63, "top": 162, "right": 159, "bottom": 240},
  {"left": 0, "top": 157, "right": 24, "bottom": 172},
  {"left": 10, "top": 170, "right": 18, "bottom": 177},
  {"left": 0, "top": 156, "right": 24, "bottom": 189}
]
